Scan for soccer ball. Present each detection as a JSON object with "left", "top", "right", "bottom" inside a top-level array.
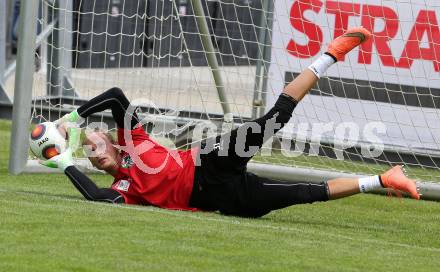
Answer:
[{"left": 29, "top": 122, "right": 67, "bottom": 160}]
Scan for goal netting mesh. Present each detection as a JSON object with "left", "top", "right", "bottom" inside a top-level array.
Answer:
[{"left": 18, "top": 0, "right": 440, "bottom": 183}]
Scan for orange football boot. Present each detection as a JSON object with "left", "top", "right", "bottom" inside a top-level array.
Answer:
[
  {"left": 327, "top": 27, "right": 372, "bottom": 61},
  {"left": 380, "top": 165, "right": 420, "bottom": 200}
]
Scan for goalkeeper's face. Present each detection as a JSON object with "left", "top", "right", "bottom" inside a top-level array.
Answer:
[{"left": 83, "top": 132, "right": 120, "bottom": 174}]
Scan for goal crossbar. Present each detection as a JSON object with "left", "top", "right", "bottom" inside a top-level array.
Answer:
[{"left": 23, "top": 159, "right": 440, "bottom": 201}]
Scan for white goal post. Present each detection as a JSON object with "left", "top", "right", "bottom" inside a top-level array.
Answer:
[{"left": 8, "top": 0, "right": 440, "bottom": 200}]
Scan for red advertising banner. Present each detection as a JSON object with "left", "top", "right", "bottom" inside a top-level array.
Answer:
[{"left": 267, "top": 0, "right": 440, "bottom": 155}]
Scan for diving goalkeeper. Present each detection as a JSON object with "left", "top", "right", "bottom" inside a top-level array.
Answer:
[{"left": 43, "top": 27, "right": 420, "bottom": 218}]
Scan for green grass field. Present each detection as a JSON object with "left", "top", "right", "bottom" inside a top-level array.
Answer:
[{"left": 1, "top": 120, "right": 439, "bottom": 271}]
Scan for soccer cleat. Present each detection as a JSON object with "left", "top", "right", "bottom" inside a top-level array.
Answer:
[
  {"left": 380, "top": 165, "right": 420, "bottom": 200},
  {"left": 326, "top": 27, "right": 372, "bottom": 62}
]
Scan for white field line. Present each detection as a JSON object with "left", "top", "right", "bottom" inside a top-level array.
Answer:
[{"left": 1, "top": 188, "right": 439, "bottom": 253}]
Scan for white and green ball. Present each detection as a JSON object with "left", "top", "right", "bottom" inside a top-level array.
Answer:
[{"left": 29, "top": 122, "right": 67, "bottom": 160}]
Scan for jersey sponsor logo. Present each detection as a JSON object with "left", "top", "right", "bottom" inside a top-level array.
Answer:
[
  {"left": 116, "top": 179, "right": 131, "bottom": 192},
  {"left": 121, "top": 154, "right": 134, "bottom": 168}
]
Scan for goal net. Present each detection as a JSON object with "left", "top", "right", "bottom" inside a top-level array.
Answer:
[{"left": 12, "top": 0, "right": 440, "bottom": 189}]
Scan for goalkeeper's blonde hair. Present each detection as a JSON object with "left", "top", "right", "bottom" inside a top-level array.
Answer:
[{"left": 82, "top": 128, "right": 116, "bottom": 145}]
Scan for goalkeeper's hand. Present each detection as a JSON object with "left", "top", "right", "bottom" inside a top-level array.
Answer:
[
  {"left": 42, "top": 113, "right": 82, "bottom": 171},
  {"left": 39, "top": 148, "right": 73, "bottom": 171},
  {"left": 54, "top": 110, "right": 84, "bottom": 126}
]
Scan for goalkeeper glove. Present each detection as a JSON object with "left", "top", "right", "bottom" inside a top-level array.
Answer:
[
  {"left": 40, "top": 125, "right": 80, "bottom": 171},
  {"left": 56, "top": 115, "right": 82, "bottom": 152},
  {"left": 39, "top": 148, "right": 73, "bottom": 171},
  {"left": 54, "top": 110, "right": 84, "bottom": 126}
]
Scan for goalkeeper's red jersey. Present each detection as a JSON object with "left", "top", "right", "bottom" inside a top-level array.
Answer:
[{"left": 110, "top": 126, "right": 198, "bottom": 211}]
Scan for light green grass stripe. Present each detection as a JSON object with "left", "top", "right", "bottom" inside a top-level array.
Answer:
[{"left": 2, "top": 188, "right": 439, "bottom": 254}]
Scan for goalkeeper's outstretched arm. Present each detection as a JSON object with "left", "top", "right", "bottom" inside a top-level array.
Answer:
[
  {"left": 57, "top": 87, "right": 139, "bottom": 129},
  {"left": 40, "top": 149, "right": 125, "bottom": 203},
  {"left": 64, "top": 166, "right": 124, "bottom": 204},
  {"left": 40, "top": 134, "right": 125, "bottom": 204}
]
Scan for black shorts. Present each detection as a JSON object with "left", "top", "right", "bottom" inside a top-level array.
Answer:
[{"left": 188, "top": 94, "right": 329, "bottom": 218}]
